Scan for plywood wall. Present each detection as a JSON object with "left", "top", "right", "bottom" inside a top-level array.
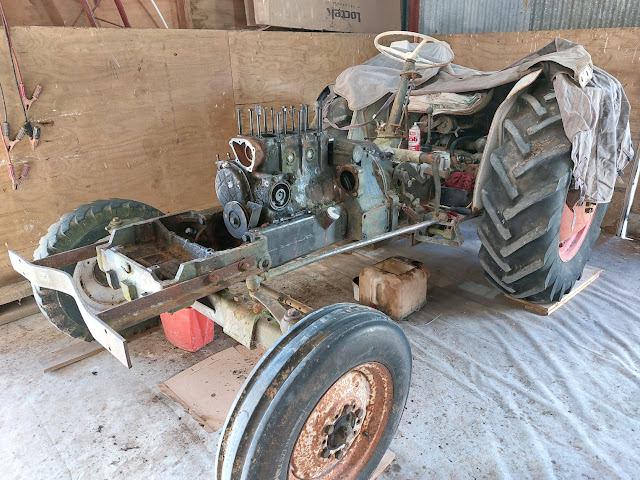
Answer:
[
  {"left": 0, "top": 26, "right": 637, "bottom": 287},
  {"left": 0, "top": 27, "right": 376, "bottom": 286}
]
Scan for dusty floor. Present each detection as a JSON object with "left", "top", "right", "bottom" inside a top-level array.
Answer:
[{"left": 1, "top": 219, "right": 639, "bottom": 479}]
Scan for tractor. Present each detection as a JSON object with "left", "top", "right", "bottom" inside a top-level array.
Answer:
[{"left": 8, "top": 32, "right": 630, "bottom": 479}]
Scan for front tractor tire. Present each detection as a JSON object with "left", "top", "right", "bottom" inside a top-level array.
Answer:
[
  {"left": 216, "top": 303, "right": 412, "bottom": 480},
  {"left": 33, "top": 199, "right": 164, "bottom": 339},
  {"left": 478, "top": 82, "right": 607, "bottom": 302}
]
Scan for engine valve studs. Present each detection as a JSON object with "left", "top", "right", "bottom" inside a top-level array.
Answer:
[
  {"left": 255, "top": 105, "right": 262, "bottom": 137},
  {"left": 270, "top": 107, "right": 275, "bottom": 134},
  {"left": 236, "top": 107, "right": 242, "bottom": 135},
  {"left": 248, "top": 108, "right": 255, "bottom": 136},
  {"left": 262, "top": 106, "right": 268, "bottom": 133},
  {"left": 282, "top": 107, "right": 288, "bottom": 135},
  {"left": 290, "top": 105, "right": 296, "bottom": 131},
  {"left": 315, "top": 100, "right": 322, "bottom": 132}
]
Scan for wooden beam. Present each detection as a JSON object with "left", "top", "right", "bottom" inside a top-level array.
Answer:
[
  {"left": 409, "top": 0, "right": 420, "bottom": 33},
  {"left": 0, "top": 280, "right": 32, "bottom": 306},
  {"left": 176, "top": 0, "right": 193, "bottom": 29},
  {"left": 38, "top": 326, "right": 161, "bottom": 373},
  {"left": 0, "top": 297, "right": 40, "bottom": 326}
]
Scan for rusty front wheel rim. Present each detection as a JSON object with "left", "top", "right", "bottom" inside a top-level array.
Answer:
[{"left": 288, "top": 362, "right": 393, "bottom": 480}]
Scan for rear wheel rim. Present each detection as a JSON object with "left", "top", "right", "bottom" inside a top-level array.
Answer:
[
  {"left": 558, "top": 203, "right": 597, "bottom": 262},
  {"left": 72, "top": 258, "right": 126, "bottom": 315},
  {"left": 288, "top": 362, "right": 393, "bottom": 480}
]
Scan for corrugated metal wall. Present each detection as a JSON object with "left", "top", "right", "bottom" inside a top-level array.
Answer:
[{"left": 418, "top": 0, "right": 640, "bottom": 34}]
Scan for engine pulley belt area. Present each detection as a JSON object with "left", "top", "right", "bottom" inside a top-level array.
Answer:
[{"left": 8, "top": 250, "right": 258, "bottom": 368}]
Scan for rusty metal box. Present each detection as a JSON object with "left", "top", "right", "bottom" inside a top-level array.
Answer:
[{"left": 356, "top": 256, "right": 429, "bottom": 320}]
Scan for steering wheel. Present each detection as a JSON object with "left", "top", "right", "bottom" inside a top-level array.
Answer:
[{"left": 374, "top": 31, "right": 454, "bottom": 69}]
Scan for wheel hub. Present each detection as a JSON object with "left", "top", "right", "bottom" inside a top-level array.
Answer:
[
  {"left": 289, "top": 362, "right": 392, "bottom": 480},
  {"left": 73, "top": 258, "right": 127, "bottom": 315},
  {"left": 321, "top": 404, "right": 364, "bottom": 460}
]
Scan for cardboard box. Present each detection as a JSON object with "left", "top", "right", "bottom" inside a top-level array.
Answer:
[{"left": 251, "top": 0, "right": 401, "bottom": 33}]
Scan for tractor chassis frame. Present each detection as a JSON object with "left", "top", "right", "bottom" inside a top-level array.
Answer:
[{"left": 9, "top": 205, "right": 466, "bottom": 367}]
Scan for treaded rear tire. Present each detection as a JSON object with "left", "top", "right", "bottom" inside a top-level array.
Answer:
[
  {"left": 33, "top": 199, "right": 164, "bottom": 339},
  {"left": 477, "top": 81, "right": 607, "bottom": 302}
]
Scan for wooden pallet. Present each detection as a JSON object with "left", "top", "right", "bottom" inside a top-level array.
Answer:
[{"left": 505, "top": 265, "right": 602, "bottom": 315}]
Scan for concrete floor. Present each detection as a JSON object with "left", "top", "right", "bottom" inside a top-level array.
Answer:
[{"left": 1, "top": 219, "right": 639, "bottom": 479}]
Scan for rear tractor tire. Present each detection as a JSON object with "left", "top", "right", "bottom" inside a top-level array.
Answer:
[
  {"left": 33, "top": 198, "right": 164, "bottom": 340},
  {"left": 478, "top": 81, "right": 607, "bottom": 303},
  {"left": 216, "top": 303, "right": 412, "bottom": 480}
]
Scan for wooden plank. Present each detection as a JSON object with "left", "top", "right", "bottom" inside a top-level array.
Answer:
[
  {"left": 176, "top": 0, "right": 193, "bottom": 29},
  {"left": 244, "top": 0, "right": 257, "bottom": 26},
  {"left": 434, "top": 28, "right": 640, "bottom": 233},
  {"left": 505, "top": 266, "right": 603, "bottom": 315},
  {"left": 38, "top": 325, "right": 162, "bottom": 373},
  {"left": 0, "top": 297, "right": 40, "bottom": 326},
  {"left": 38, "top": 338, "right": 105, "bottom": 373},
  {"left": 0, "top": 280, "right": 32, "bottom": 306},
  {"left": 0, "top": 27, "right": 237, "bottom": 287},
  {"left": 372, "top": 450, "right": 396, "bottom": 479}
]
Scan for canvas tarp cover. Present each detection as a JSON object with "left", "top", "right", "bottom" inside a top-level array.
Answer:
[{"left": 334, "top": 38, "right": 634, "bottom": 204}]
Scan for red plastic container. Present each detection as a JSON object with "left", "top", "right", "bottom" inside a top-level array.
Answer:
[{"left": 160, "top": 307, "right": 214, "bottom": 352}]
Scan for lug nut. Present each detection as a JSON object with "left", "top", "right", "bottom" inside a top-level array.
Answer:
[
  {"left": 335, "top": 450, "right": 344, "bottom": 460},
  {"left": 252, "top": 304, "right": 263, "bottom": 314},
  {"left": 325, "top": 425, "right": 334, "bottom": 435}
]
